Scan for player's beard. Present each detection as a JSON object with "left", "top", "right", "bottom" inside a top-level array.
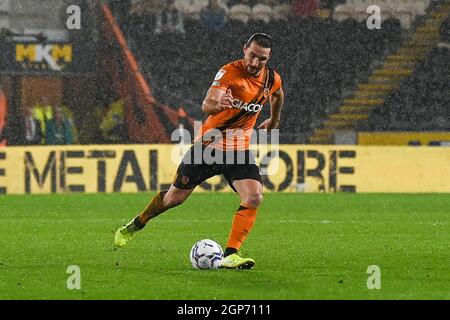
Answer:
[{"left": 247, "top": 65, "right": 261, "bottom": 76}]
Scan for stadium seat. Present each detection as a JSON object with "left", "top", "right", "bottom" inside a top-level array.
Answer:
[
  {"left": 0, "top": 0, "right": 10, "bottom": 29},
  {"left": 333, "top": 4, "right": 353, "bottom": 22},
  {"left": 229, "top": 3, "right": 252, "bottom": 24},
  {"left": 251, "top": 3, "right": 272, "bottom": 23},
  {"left": 272, "top": 3, "right": 290, "bottom": 21},
  {"left": 175, "top": 0, "right": 208, "bottom": 20}
]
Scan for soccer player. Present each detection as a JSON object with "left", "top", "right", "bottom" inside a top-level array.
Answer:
[{"left": 114, "top": 33, "right": 285, "bottom": 269}]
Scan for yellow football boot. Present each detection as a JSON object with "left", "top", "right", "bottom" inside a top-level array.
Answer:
[
  {"left": 114, "top": 218, "right": 142, "bottom": 248},
  {"left": 220, "top": 253, "right": 255, "bottom": 269}
]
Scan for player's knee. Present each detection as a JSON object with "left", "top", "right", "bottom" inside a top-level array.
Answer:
[{"left": 245, "top": 192, "right": 263, "bottom": 208}]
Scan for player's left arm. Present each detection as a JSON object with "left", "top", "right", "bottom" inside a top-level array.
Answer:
[{"left": 257, "top": 87, "right": 284, "bottom": 131}]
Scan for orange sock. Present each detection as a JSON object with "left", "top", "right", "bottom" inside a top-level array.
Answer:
[
  {"left": 226, "top": 203, "right": 258, "bottom": 251},
  {"left": 138, "top": 191, "right": 168, "bottom": 225}
]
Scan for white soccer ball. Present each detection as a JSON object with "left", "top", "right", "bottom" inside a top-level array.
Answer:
[{"left": 190, "top": 239, "right": 224, "bottom": 270}]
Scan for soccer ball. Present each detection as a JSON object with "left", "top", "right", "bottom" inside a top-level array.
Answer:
[{"left": 190, "top": 239, "right": 224, "bottom": 270}]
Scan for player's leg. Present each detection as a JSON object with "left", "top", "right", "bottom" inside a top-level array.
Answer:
[
  {"left": 138, "top": 185, "right": 195, "bottom": 224},
  {"left": 225, "top": 178, "right": 263, "bottom": 254},
  {"left": 220, "top": 178, "right": 262, "bottom": 269},
  {"left": 114, "top": 142, "right": 219, "bottom": 248},
  {"left": 221, "top": 153, "right": 263, "bottom": 269},
  {"left": 114, "top": 185, "right": 194, "bottom": 248}
]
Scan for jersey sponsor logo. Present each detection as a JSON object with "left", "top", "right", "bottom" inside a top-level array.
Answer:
[
  {"left": 214, "top": 69, "right": 226, "bottom": 80},
  {"left": 231, "top": 98, "right": 262, "bottom": 113}
]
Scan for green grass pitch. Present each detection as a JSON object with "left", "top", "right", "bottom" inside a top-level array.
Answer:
[{"left": 0, "top": 193, "right": 449, "bottom": 299}]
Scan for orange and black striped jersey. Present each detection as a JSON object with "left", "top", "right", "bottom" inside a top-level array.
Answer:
[{"left": 195, "top": 59, "right": 282, "bottom": 151}]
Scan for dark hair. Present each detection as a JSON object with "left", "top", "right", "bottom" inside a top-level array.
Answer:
[{"left": 245, "top": 33, "right": 273, "bottom": 51}]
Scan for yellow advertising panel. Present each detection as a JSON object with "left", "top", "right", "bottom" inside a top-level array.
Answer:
[
  {"left": 0, "top": 144, "right": 450, "bottom": 194},
  {"left": 358, "top": 132, "right": 450, "bottom": 146}
]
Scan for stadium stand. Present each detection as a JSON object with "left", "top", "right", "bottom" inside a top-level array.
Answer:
[
  {"left": 125, "top": 0, "right": 406, "bottom": 143},
  {"left": 1, "top": 0, "right": 446, "bottom": 145},
  {"left": 310, "top": 0, "right": 449, "bottom": 144},
  {"left": 333, "top": 0, "right": 430, "bottom": 29},
  {"left": 363, "top": 46, "right": 449, "bottom": 131}
]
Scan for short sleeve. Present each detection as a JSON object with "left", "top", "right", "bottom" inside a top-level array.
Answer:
[
  {"left": 210, "top": 66, "right": 234, "bottom": 91},
  {"left": 272, "top": 72, "right": 282, "bottom": 94}
]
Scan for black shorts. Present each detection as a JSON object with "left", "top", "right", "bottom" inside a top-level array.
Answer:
[{"left": 172, "top": 143, "right": 263, "bottom": 192}]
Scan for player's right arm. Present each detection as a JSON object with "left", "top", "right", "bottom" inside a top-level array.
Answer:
[
  {"left": 202, "top": 88, "right": 233, "bottom": 115},
  {"left": 202, "top": 66, "right": 235, "bottom": 115}
]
